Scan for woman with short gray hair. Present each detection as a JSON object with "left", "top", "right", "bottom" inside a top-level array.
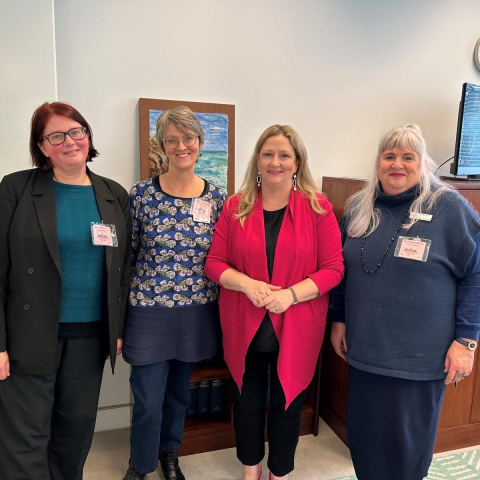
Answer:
[{"left": 122, "top": 106, "right": 226, "bottom": 480}]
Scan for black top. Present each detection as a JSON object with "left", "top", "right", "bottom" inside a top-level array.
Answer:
[{"left": 250, "top": 206, "right": 287, "bottom": 352}]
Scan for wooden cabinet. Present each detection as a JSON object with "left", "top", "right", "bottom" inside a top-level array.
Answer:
[
  {"left": 179, "top": 352, "right": 322, "bottom": 455},
  {"left": 180, "top": 363, "right": 234, "bottom": 456},
  {"left": 320, "top": 176, "right": 480, "bottom": 453}
]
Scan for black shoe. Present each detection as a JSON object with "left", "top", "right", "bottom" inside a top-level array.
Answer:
[
  {"left": 123, "top": 462, "right": 146, "bottom": 480},
  {"left": 160, "top": 450, "right": 185, "bottom": 480}
]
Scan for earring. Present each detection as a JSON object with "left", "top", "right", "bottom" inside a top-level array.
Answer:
[
  {"left": 257, "top": 172, "right": 262, "bottom": 187},
  {"left": 293, "top": 173, "right": 297, "bottom": 191}
]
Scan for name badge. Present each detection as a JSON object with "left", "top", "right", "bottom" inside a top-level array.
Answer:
[
  {"left": 91, "top": 223, "right": 118, "bottom": 247},
  {"left": 190, "top": 198, "right": 212, "bottom": 223},
  {"left": 409, "top": 212, "right": 433, "bottom": 222},
  {"left": 394, "top": 236, "right": 431, "bottom": 262}
]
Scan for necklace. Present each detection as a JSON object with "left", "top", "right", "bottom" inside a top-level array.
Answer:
[{"left": 361, "top": 209, "right": 410, "bottom": 274}]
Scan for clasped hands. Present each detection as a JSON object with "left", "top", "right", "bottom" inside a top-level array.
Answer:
[{"left": 244, "top": 280, "right": 294, "bottom": 314}]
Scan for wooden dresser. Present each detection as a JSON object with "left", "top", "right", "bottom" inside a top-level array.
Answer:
[{"left": 320, "top": 176, "right": 480, "bottom": 453}]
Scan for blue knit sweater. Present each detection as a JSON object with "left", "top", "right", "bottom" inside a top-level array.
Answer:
[{"left": 330, "top": 185, "right": 480, "bottom": 380}]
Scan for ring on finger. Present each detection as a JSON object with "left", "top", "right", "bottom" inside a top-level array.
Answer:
[
  {"left": 272, "top": 308, "right": 276, "bottom": 313},
  {"left": 456, "top": 372, "right": 465, "bottom": 380}
]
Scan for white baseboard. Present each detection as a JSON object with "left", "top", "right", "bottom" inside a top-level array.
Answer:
[{"left": 95, "top": 404, "right": 132, "bottom": 432}]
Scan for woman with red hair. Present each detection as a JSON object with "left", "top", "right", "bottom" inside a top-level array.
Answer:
[{"left": 0, "top": 102, "right": 131, "bottom": 480}]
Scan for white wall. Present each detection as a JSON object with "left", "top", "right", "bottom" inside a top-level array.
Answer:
[
  {"left": 53, "top": 0, "right": 480, "bottom": 187},
  {"left": 0, "top": 0, "right": 56, "bottom": 179},
  {"left": 2, "top": 0, "right": 480, "bottom": 431}
]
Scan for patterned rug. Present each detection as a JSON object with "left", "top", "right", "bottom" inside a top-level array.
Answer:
[{"left": 332, "top": 448, "right": 480, "bottom": 480}]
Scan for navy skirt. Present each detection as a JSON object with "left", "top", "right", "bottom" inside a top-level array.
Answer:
[{"left": 347, "top": 365, "right": 446, "bottom": 480}]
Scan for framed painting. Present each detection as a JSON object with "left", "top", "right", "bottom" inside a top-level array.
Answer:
[{"left": 139, "top": 98, "right": 235, "bottom": 195}]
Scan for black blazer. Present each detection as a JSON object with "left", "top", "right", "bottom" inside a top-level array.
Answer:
[{"left": 0, "top": 168, "right": 131, "bottom": 375}]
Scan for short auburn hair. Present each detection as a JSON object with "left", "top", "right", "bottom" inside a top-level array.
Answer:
[{"left": 30, "top": 102, "right": 99, "bottom": 170}]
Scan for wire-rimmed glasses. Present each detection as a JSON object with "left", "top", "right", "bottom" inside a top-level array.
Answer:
[{"left": 162, "top": 134, "right": 199, "bottom": 149}]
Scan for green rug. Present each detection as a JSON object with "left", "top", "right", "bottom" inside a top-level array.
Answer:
[{"left": 332, "top": 448, "right": 480, "bottom": 479}]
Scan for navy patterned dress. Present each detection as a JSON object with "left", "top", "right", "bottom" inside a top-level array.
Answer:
[{"left": 122, "top": 176, "right": 226, "bottom": 365}]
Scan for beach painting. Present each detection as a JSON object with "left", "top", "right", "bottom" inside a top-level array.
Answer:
[{"left": 139, "top": 99, "right": 235, "bottom": 195}]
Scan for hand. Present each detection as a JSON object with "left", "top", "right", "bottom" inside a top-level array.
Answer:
[
  {"left": 107, "top": 339, "right": 123, "bottom": 360},
  {"left": 116, "top": 339, "right": 123, "bottom": 356},
  {"left": 0, "top": 351, "right": 10, "bottom": 380},
  {"left": 331, "top": 322, "right": 347, "bottom": 361},
  {"left": 444, "top": 339, "right": 475, "bottom": 385},
  {"left": 242, "top": 279, "right": 281, "bottom": 307},
  {"left": 258, "top": 288, "right": 295, "bottom": 314}
]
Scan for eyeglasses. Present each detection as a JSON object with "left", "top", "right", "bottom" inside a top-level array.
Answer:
[
  {"left": 162, "top": 134, "right": 199, "bottom": 149},
  {"left": 42, "top": 127, "right": 87, "bottom": 146}
]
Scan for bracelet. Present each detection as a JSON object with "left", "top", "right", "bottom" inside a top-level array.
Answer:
[{"left": 288, "top": 286, "right": 299, "bottom": 305}]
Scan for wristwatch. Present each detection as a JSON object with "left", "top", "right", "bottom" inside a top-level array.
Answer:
[{"left": 455, "top": 337, "right": 478, "bottom": 351}]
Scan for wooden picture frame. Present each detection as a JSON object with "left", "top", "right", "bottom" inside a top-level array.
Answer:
[{"left": 139, "top": 98, "right": 235, "bottom": 195}]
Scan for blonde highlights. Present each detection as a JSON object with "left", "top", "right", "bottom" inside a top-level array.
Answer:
[{"left": 236, "top": 124, "right": 325, "bottom": 226}]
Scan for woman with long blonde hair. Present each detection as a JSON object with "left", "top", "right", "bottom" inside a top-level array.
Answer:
[{"left": 206, "top": 124, "right": 344, "bottom": 480}]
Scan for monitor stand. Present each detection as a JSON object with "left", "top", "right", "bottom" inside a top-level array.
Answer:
[{"left": 440, "top": 175, "right": 480, "bottom": 181}]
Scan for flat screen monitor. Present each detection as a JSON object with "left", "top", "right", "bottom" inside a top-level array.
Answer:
[{"left": 451, "top": 82, "right": 480, "bottom": 178}]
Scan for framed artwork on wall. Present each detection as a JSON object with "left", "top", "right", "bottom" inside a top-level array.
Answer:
[{"left": 139, "top": 98, "right": 235, "bottom": 195}]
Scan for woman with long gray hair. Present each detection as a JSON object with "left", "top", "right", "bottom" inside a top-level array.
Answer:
[{"left": 330, "top": 124, "right": 480, "bottom": 480}]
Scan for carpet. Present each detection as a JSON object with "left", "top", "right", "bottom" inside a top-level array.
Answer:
[{"left": 331, "top": 448, "right": 480, "bottom": 480}]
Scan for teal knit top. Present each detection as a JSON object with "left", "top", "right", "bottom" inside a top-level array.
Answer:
[{"left": 54, "top": 182, "right": 106, "bottom": 323}]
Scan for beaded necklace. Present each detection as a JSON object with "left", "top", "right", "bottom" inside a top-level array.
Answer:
[{"left": 361, "top": 209, "right": 410, "bottom": 274}]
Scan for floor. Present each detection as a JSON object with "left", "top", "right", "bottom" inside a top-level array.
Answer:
[{"left": 84, "top": 419, "right": 479, "bottom": 480}]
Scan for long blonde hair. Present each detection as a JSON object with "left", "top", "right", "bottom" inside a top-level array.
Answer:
[
  {"left": 346, "top": 124, "right": 454, "bottom": 238},
  {"left": 236, "top": 125, "right": 325, "bottom": 226}
]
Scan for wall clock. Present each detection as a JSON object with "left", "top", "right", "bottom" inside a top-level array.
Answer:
[{"left": 475, "top": 38, "right": 480, "bottom": 72}]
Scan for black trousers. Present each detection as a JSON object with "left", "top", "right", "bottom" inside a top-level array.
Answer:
[
  {"left": 232, "top": 348, "right": 307, "bottom": 477},
  {"left": 0, "top": 335, "right": 107, "bottom": 480},
  {"left": 347, "top": 365, "right": 446, "bottom": 480}
]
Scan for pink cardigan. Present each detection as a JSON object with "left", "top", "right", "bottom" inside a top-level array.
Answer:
[{"left": 205, "top": 189, "right": 344, "bottom": 408}]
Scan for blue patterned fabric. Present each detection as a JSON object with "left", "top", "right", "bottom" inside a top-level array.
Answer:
[
  {"left": 129, "top": 177, "right": 226, "bottom": 308},
  {"left": 122, "top": 177, "right": 226, "bottom": 365}
]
